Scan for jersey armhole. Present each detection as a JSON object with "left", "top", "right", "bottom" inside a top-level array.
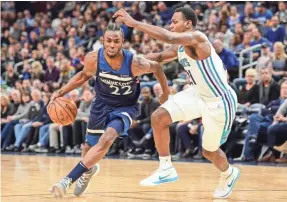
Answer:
[
  {"left": 128, "top": 51, "right": 136, "bottom": 78},
  {"left": 96, "top": 48, "right": 102, "bottom": 76}
]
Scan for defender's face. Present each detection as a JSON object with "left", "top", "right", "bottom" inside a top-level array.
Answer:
[
  {"left": 170, "top": 12, "right": 187, "bottom": 33},
  {"left": 103, "top": 31, "right": 123, "bottom": 58}
]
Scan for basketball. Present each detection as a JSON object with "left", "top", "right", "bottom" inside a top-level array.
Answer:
[{"left": 47, "top": 97, "right": 77, "bottom": 126}]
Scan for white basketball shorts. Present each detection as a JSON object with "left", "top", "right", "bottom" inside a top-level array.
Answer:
[{"left": 161, "top": 87, "right": 237, "bottom": 152}]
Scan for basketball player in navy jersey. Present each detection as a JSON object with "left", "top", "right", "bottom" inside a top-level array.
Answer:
[
  {"left": 114, "top": 7, "right": 240, "bottom": 199},
  {"left": 49, "top": 23, "right": 169, "bottom": 198}
]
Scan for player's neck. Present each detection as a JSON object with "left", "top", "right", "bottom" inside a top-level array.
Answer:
[
  {"left": 104, "top": 50, "right": 124, "bottom": 70},
  {"left": 184, "top": 28, "right": 194, "bottom": 33}
]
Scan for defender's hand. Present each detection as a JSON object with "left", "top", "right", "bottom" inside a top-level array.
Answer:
[{"left": 113, "top": 9, "right": 137, "bottom": 27}]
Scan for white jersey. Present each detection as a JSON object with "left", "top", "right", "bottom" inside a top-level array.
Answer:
[
  {"left": 177, "top": 37, "right": 230, "bottom": 99},
  {"left": 161, "top": 33, "right": 238, "bottom": 151}
]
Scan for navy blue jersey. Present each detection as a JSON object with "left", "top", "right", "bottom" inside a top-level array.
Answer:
[{"left": 93, "top": 48, "right": 140, "bottom": 107}]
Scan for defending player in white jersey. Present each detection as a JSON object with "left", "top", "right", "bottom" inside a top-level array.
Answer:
[{"left": 114, "top": 7, "right": 240, "bottom": 199}]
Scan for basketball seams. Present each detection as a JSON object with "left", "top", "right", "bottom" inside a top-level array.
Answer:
[
  {"left": 47, "top": 98, "right": 78, "bottom": 125},
  {"left": 54, "top": 103, "right": 65, "bottom": 125},
  {"left": 57, "top": 99, "right": 78, "bottom": 114},
  {"left": 47, "top": 101, "right": 54, "bottom": 115},
  {"left": 54, "top": 99, "right": 74, "bottom": 123}
]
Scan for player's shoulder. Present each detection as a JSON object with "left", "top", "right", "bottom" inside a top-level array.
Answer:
[
  {"left": 191, "top": 30, "right": 208, "bottom": 42},
  {"left": 84, "top": 50, "right": 99, "bottom": 64},
  {"left": 122, "top": 48, "right": 135, "bottom": 58}
]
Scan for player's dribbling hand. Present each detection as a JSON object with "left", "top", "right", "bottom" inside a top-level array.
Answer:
[
  {"left": 51, "top": 91, "right": 61, "bottom": 101},
  {"left": 113, "top": 9, "right": 137, "bottom": 27}
]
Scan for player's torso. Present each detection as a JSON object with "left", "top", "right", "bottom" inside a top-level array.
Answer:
[
  {"left": 177, "top": 44, "right": 230, "bottom": 98},
  {"left": 93, "top": 48, "right": 140, "bottom": 107}
]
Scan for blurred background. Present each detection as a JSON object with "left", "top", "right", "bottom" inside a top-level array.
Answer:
[{"left": 1, "top": 1, "right": 287, "bottom": 164}]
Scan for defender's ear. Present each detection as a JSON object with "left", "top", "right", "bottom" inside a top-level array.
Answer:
[{"left": 185, "top": 20, "right": 192, "bottom": 29}]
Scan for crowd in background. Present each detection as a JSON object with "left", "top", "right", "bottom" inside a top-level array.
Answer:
[{"left": 1, "top": 1, "right": 287, "bottom": 163}]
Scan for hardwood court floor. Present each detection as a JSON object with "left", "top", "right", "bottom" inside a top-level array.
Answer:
[{"left": 1, "top": 155, "right": 287, "bottom": 202}]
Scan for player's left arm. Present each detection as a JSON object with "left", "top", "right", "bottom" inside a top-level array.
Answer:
[
  {"left": 113, "top": 9, "right": 205, "bottom": 47},
  {"left": 131, "top": 55, "right": 170, "bottom": 104}
]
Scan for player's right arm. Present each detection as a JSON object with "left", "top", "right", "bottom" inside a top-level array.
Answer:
[
  {"left": 144, "top": 45, "right": 178, "bottom": 65},
  {"left": 51, "top": 52, "right": 98, "bottom": 100}
]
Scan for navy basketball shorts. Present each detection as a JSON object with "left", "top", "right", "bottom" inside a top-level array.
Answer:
[{"left": 85, "top": 98, "right": 140, "bottom": 147}]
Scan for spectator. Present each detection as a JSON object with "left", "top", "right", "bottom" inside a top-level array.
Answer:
[
  {"left": 20, "top": 63, "right": 32, "bottom": 80},
  {"left": 234, "top": 22, "right": 243, "bottom": 36},
  {"left": 68, "top": 89, "right": 81, "bottom": 107},
  {"left": 31, "top": 61, "right": 45, "bottom": 81},
  {"left": 58, "top": 58, "right": 75, "bottom": 84},
  {"left": 213, "top": 39, "right": 239, "bottom": 81},
  {"left": 23, "top": 92, "right": 52, "bottom": 152},
  {"left": 2, "top": 63, "right": 19, "bottom": 87},
  {"left": 66, "top": 90, "right": 93, "bottom": 154},
  {"left": 1, "top": 94, "right": 14, "bottom": 129},
  {"left": 260, "top": 99, "right": 287, "bottom": 163},
  {"left": 1, "top": 93, "right": 31, "bottom": 151},
  {"left": 258, "top": 67, "right": 280, "bottom": 105},
  {"left": 47, "top": 123, "right": 64, "bottom": 153},
  {"left": 203, "top": 2, "right": 215, "bottom": 25},
  {"left": 9, "top": 89, "right": 22, "bottom": 115},
  {"left": 24, "top": 10, "right": 34, "bottom": 28},
  {"left": 250, "top": 26, "right": 272, "bottom": 49},
  {"left": 157, "top": 2, "right": 174, "bottom": 25},
  {"left": 271, "top": 42, "right": 287, "bottom": 81},
  {"left": 275, "top": 2, "right": 287, "bottom": 25},
  {"left": 254, "top": 2, "right": 273, "bottom": 25},
  {"left": 238, "top": 68, "right": 259, "bottom": 106},
  {"left": 235, "top": 34, "right": 251, "bottom": 56},
  {"left": 129, "top": 87, "right": 160, "bottom": 158},
  {"left": 220, "top": 24, "right": 234, "bottom": 48},
  {"left": 29, "top": 31, "right": 39, "bottom": 50},
  {"left": 239, "top": 2, "right": 256, "bottom": 28},
  {"left": 153, "top": 83, "right": 163, "bottom": 98},
  {"left": 228, "top": 6, "right": 240, "bottom": 32},
  {"left": 67, "top": 27, "right": 81, "bottom": 45},
  {"left": 176, "top": 119, "right": 201, "bottom": 158},
  {"left": 22, "top": 79, "right": 32, "bottom": 94},
  {"left": 13, "top": 89, "right": 43, "bottom": 151},
  {"left": 265, "top": 16, "right": 286, "bottom": 44},
  {"left": 256, "top": 44, "right": 273, "bottom": 75},
  {"left": 44, "top": 56, "right": 60, "bottom": 86},
  {"left": 241, "top": 81, "right": 287, "bottom": 161}
]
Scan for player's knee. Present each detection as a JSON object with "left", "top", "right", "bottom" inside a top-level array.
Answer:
[
  {"left": 99, "top": 129, "right": 118, "bottom": 150},
  {"left": 151, "top": 108, "right": 171, "bottom": 128},
  {"left": 202, "top": 148, "right": 218, "bottom": 159}
]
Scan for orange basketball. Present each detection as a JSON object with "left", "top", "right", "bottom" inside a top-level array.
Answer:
[{"left": 47, "top": 97, "right": 77, "bottom": 126}]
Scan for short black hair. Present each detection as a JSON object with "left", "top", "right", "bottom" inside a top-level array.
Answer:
[
  {"left": 175, "top": 7, "right": 198, "bottom": 27},
  {"left": 103, "top": 23, "right": 124, "bottom": 36}
]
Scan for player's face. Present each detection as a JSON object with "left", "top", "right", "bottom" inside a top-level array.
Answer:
[
  {"left": 103, "top": 31, "right": 123, "bottom": 58},
  {"left": 170, "top": 12, "right": 189, "bottom": 33}
]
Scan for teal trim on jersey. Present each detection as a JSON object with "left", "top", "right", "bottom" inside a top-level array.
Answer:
[
  {"left": 209, "top": 57, "right": 228, "bottom": 92},
  {"left": 208, "top": 56, "right": 236, "bottom": 113},
  {"left": 204, "top": 59, "right": 224, "bottom": 94},
  {"left": 209, "top": 56, "right": 237, "bottom": 118},
  {"left": 205, "top": 58, "right": 229, "bottom": 131},
  {"left": 196, "top": 60, "right": 218, "bottom": 97},
  {"left": 178, "top": 46, "right": 184, "bottom": 52}
]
